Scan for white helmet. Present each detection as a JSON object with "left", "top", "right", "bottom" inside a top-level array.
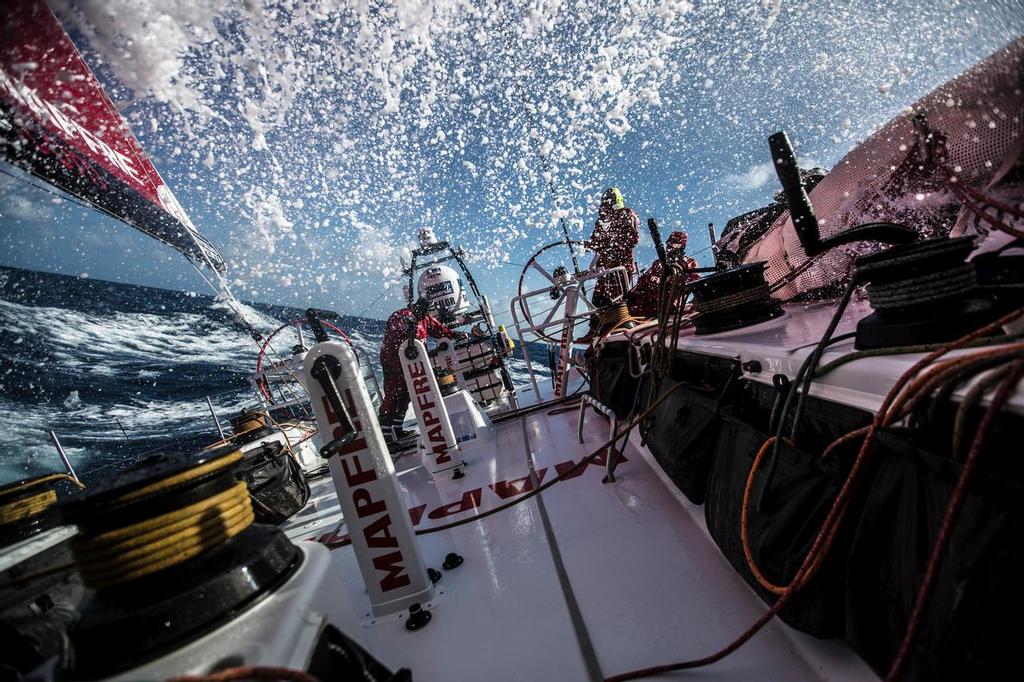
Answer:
[
  {"left": 418, "top": 227, "right": 438, "bottom": 248},
  {"left": 417, "top": 264, "right": 469, "bottom": 322}
]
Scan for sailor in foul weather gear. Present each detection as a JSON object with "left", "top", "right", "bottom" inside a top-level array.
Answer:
[
  {"left": 377, "top": 297, "right": 459, "bottom": 444},
  {"left": 626, "top": 230, "right": 700, "bottom": 319},
  {"left": 586, "top": 187, "right": 640, "bottom": 305},
  {"left": 577, "top": 187, "right": 640, "bottom": 343}
]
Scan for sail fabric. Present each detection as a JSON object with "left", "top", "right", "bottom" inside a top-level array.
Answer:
[
  {"left": 742, "top": 37, "right": 1023, "bottom": 300},
  {"left": 0, "top": 0, "right": 225, "bottom": 273}
]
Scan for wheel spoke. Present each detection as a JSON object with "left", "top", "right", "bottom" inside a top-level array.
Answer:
[
  {"left": 531, "top": 260, "right": 556, "bottom": 284},
  {"left": 540, "top": 293, "right": 566, "bottom": 330}
]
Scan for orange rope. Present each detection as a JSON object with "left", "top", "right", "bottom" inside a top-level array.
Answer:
[
  {"left": 741, "top": 437, "right": 851, "bottom": 595},
  {"left": 608, "top": 307, "right": 1024, "bottom": 681}
]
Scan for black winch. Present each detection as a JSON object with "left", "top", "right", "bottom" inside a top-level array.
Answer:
[
  {"left": 60, "top": 445, "right": 302, "bottom": 679},
  {"left": 229, "top": 407, "right": 274, "bottom": 445},
  {"left": 689, "top": 130, "right": 919, "bottom": 337},
  {"left": 854, "top": 236, "right": 1001, "bottom": 349},
  {"left": 689, "top": 263, "right": 783, "bottom": 335},
  {"left": 0, "top": 474, "right": 80, "bottom": 545}
]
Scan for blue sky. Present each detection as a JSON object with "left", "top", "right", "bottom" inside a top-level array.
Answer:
[{"left": 2, "top": 0, "right": 1022, "bottom": 321}]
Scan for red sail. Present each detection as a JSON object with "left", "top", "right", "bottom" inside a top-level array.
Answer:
[{"left": 0, "top": 0, "right": 225, "bottom": 272}]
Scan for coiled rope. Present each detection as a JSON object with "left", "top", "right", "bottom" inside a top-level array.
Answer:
[
  {"left": 867, "top": 263, "right": 975, "bottom": 310},
  {"left": 859, "top": 238, "right": 979, "bottom": 313},
  {"left": 598, "top": 303, "right": 633, "bottom": 330},
  {"left": 0, "top": 473, "right": 84, "bottom": 526},
  {"left": 0, "top": 490, "right": 56, "bottom": 525},
  {"left": 688, "top": 263, "right": 781, "bottom": 336},
  {"left": 71, "top": 450, "right": 253, "bottom": 589},
  {"left": 692, "top": 283, "right": 770, "bottom": 316}
]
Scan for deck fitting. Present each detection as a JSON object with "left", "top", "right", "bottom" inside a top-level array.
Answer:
[
  {"left": 442, "top": 552, "right": 464, "bottom": 570},
  {"left": 405, "top": 603, "right": 432, "bottom": 631}
]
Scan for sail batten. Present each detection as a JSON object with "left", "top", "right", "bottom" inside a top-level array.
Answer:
[{"left": 0, "top": 0, "right": 226, "bottom": 273}]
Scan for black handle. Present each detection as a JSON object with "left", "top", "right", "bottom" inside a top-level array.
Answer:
[
  {"left": 305, "top": 308, "right": 331, "bottom": 343},
  {"left": 648, "top": 218, "right": 669, "bottom": 267},
  {"left": 815, "top": 222, "right": 918, "bottom": 256},
  {"left": 708, "top": 222, "right": 720, "bottom": 270},
  {"left": 769, "top": 131, "right": 821, "bottom": 254},
  {"left": 405, "top": 318, "right": 421, "bottom": 360},
  {"left": 310, "top": 355, "right": 357, "bottom": 458}
]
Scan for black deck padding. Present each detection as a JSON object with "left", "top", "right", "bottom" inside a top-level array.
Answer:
[
  {"left": 845, "top": 427, "right": 1024, "bottom": 681},
  {"left": 704, "top": 379, "right": 872, "bottom": 638},
  {"left": 237, "top": 441, "right": 311, "bottom": 525},
  {"left": 591, "top": 341, "right": 641, "bottom": 419},
  {"left": 640, "top": 379, "right": 721, "bottom": 503},
  {"left": 637, "top": 351, "right": 739, "bottom": 503}
]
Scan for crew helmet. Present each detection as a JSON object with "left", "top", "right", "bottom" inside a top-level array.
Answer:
[
  {"left": 417, "top": 264, "right": 469, "bottom": 322},
  {"left": 602, "top": 187, "right": 625, "bottom": 210}
]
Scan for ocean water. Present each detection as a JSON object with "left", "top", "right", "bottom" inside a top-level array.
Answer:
[{"left": 0, "top": 267, "right": 549, "bottom": 486}]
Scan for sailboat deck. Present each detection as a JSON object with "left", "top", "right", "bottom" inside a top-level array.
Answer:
[
  {"left": 283, "top": 400, "right": 876, "bottom": 681},
  {"left": 604, "top": 299, "right": 1024, "bottom": 415}
]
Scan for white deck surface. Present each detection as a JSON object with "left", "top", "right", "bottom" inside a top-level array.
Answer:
[{"left": 284, "top": 390, "right": 878, "bottom": 681}]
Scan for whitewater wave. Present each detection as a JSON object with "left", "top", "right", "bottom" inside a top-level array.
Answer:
[{"left": 0, "top": 267, "right": 550, "bottom": 485}]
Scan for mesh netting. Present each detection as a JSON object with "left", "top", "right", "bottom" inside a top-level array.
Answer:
[{"left": 744, "top": 37, "right": 1024, "bottom": 301}]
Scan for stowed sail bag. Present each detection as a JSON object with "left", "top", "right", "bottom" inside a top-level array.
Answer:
[
  {"left": 638, "top": 351, "right": 738, "bottom": 503},
  {"left": 704, "top": 379, "right": 872, "bottom": 638},
  {"left": 591, "top": 340, "right": 642, "bottom": 418},
  {"left": 235, "top": 441, "right": 311, "bottom": 525},
  {"left": 0, "top": 539, "right": 83, "bottom": 677},
  {"left": 845, "top": 423, "right": 1024, "bottom": 681}
]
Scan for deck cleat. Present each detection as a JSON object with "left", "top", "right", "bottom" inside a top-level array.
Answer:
[
  {"left": 442, "top": 552, "right": 465, "bottom": 571},
  {"left": 404, "top": 603, "right": 432, "bottom": 631}
]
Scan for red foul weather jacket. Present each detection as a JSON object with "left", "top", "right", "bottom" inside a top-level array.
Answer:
[
  {"left": 589, "top": 205, "right": 640, "bottom": 302},
  {"left": 626, "top": 255, "right": 700, "bottom": 319},
  {"left": 379, "top": 308, "right": 454, "bottom": 370}
]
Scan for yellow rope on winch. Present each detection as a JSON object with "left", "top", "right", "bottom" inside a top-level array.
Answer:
[
  {"left": 0, "top": 489, "right": 57, "bottom": 525},
  {"left": 598, "top": 302, "right": 632, "bottom": 328},
  {"left": 73, "top": 482, "right": 253, "bottom": 588},
  {"left": 71, "top": 449, "right": 251, "bottom": 589},
  {"left": 0, "top": 472, "right": 84, "bottom": 526}
]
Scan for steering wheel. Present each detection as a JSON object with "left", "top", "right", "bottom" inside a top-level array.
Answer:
[
  {"left": 516, "top": 240, "right": 600, "bottom": 343},
  {"left": 255, "top": 318, "right": 353, "bottom": 402}
]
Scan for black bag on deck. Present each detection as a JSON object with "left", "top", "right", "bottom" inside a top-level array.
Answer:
[
  {"left": 638, "top": 351, "right": 738, "bottom": 504},
  {"left": 844, "top": 426, "right": 1024, "bottom": 681},
  {"left": 591, "top": 341, "right": 641, "bottom": 419},
  {"left": 236, "top": 441, "right": 311, "bottom": 525},
  {"left": 704, "top": 379, "right": 871, "bottom": 638}
]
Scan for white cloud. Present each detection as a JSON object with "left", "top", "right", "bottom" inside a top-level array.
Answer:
[
  {"left": 0, "top": 175, "right": 56, "bottom": 222},
  {"left": 726, "top": 162, "right": 775, "bottom": 190},
  {"left": 726, "top": 157, "right": 822, "bottom": 191}
]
